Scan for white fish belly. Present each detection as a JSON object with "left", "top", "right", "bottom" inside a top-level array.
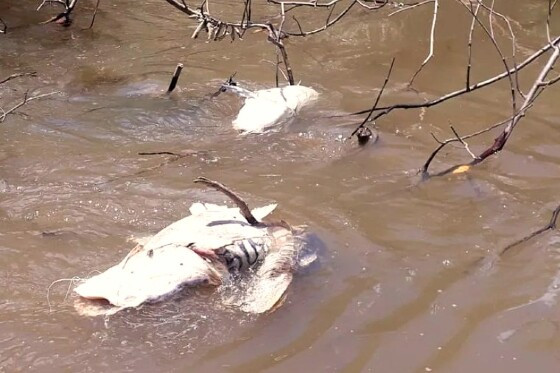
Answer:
[
  {"left": 74, "top": 244, "right": 221, "bottom": 308},
  {"left": 232, "top": 86, "right": 318, "bottom": 133}
]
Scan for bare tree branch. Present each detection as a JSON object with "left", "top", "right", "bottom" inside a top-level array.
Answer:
[
  {"left": 499, "top": 203, "right": 560, "bottom": 257},
  {"left": 85, "top": 0, "right": 101, "bottom": 30},
  {"left": 459, "top": 0, "right": 517, "bottom": 117},
  {"left": 0, "top": 72, "right": 37, "bottom": 85},
  {"left": 349, "top": 37, "right": 560, "bottom": 123},
  {"left": 422, "top": 39, "right": 560, "bottom": 178},
  {"left": 450, "top": 125, "right": 478, "bottom": 160},
  {"left": 0, "top": 91, "right": 60, "bottom": 123},
  {"left": 39, "top": 0, "right": 80, "bottom": 26},
  {"left": 350, "top": 58, "right": 396, "bottom": 139},
  {"left": 407, "top": 0, "right": 438, "bottom": 86},
  {"left": 466, "top": 2, "right": 480, "bottom": 90},
  {"left": 194, "top": 177, "right": 260, "bottom": 226}
]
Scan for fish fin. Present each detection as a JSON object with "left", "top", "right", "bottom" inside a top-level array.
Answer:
[
  {"left": 189, "top": 202, "right": 232, "bottom": 216},
  {"left": 74, "top": 297, "right": 124, "bottom": 317},
  {"left": 126, "top": 234, "right": 153, "bottom": 247},
  {"left": 240, "top": 271, "right": 293, "bottom": 314},
  {"left": 240, "top": 227, "right": 296, "bottom": 313},
  {"left": 189, "top": 202, "right": 207, "bottom": 215},
  {"left": 251, "top": 204, "right": 277, "bottom": 221}
]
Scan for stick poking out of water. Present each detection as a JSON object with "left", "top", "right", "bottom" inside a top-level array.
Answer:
[
  {"left": 166, "top": 63, "right": 184, "bottom": 94},
  {"left": 499, "top": 203, "right": 560, "bottom": 257},
  {"left": 194, "top": 177, "right": 259, "bottom": 226}
]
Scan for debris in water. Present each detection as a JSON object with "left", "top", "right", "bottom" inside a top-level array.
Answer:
[
  {"left": 222, "top": 81, "right": 318, "bottom": 133},
  {"left": 69, "top": 177, "right": 313, "bottom": 316}
]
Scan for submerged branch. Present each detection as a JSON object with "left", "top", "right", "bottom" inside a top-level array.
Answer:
[
  {"left": 0, "top": 72, "right": 37, "bottom": 85},
  {"left": 85, "top": 0, "right": 101, "bottom": 30},
  {"left": 499, "top": 204, "right": 560, "bottom": 257},
  {"left": 0, "top": 91, "right": 59, "bottom": 123}
]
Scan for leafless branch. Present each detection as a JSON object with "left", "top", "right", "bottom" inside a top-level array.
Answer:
[
  {"left": 466, "top": 2, "right": 480, "bottom": 90},
  {"left": 459, "top": 0, "right": 517, "bottom": 117},
  {"left": 450, "top": 125, "right": 478, "bottom": 160},
  {"left": 194, "top": 177, "right": 260, "bottom": 226},
  {"left": 407, "top": 0, "right": 438, "bottom": 86},
  {"left": 39, "top": 0, "right": 80, "bottom": 26},
  {"left": 476, "top": 1, "right": 524, "bottom": 98},
  {"left": 499, "top": 203, "right": 560, "bottom": 257},
  {"left": 422, "top": 38, "right": 560, "bottom": 178},
  {"left": 0, "top": 72, "right": 37, "bottom": 85},
  {"left": 85, "top": 0, "right": 101, "bottom": 30},
  {"left": 547, "top": 0, "right": 557, "bottom": 44},
  {"left": 420, "top": 115, "right": 510, "bottom": 177},
  {"left": 93, "top": 150, "right": 201, "bottom": 187},
  {"left": 350, "top": 58, "right": 396, "bottom": 139},
  {"left": 349, "top": 37, "right": 560, "bottom": 124},
  {"left": 488, "top": 0, "right": 495, "bottom": 38},
  {"left": 285, "top": 0, "right": 358, "bottom": 37},
  {"left": 0, "top": 91, "right": 59, "bottom": 123}
]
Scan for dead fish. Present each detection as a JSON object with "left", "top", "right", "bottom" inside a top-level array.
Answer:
[
  {"left": 223, "top": 84, "right": 319, "bottom": 133},
  {"left": 73, "top": 177, "right": 311, "bottom": 316}
]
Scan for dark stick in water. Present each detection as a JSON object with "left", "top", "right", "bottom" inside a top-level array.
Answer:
[
  {"left": 499, "top": 203, "right": 560, "bottom": 257},
  {"left": 349, "top": 57, "right": 395, "bottom": 140},
  {"left": 194, "top": 177, "right": 259, "bottom": 226},
  {"left": 166, "top": 63, "right": 184, "bottom": 94}
]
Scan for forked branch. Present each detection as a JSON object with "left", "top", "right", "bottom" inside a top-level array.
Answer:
[
  {"left": 422, "top": 38, "right": 560, "bottom": 178},
  {"left": 499, "top": 204, "right": 560, "bottom": 257}
]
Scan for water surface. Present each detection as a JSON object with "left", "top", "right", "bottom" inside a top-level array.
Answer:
[{"left": 1, "top": 1, "right": 560, "bottom": 372}]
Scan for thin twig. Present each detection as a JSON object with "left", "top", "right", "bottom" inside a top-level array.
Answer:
[
  {"left": 408, "top": 0, "right": 438, "bottom": 86},
  {"left": 499, "top": 204, "right": 560, "bottom": 256},
  {"left": 285, "top": 0, "right": 358, "bottom": 36},
  {"left": 459, "top": 0, "right": 517, "bottom": 117},
  {"left": 466, "top": 2, "right": 480, "bottom": 90},
  {"left": 423, "top": 39, "right": 560, "bottom": 178},
  {"left": 93, "top": 151, "right": 200, "bottom": 187},
  {"left": 350, "top": 58, "right": 396, "bottom": 138},
  {"left": 420, "top": 116, "right": 512, "bottom": 176},
  {"left": 85, "top": 0, "right": 101, "bottom": 30},
  {"left": 450, "top": 125, "right": 478, "bottom": 159},
  {"left": 0, "top": 72, "right": 37, "bottom": 85},
  {"left": 475, "top": 1, "right": 523, "bottom": 98},
  {"left": 488, "top": 0, "right": 495, "bottom": 38},
  {"left": 0, "top": 91, "right": 59, "bottom": 123},
  {"left": 348, "top": 37, "right": 560, "bottom": 124}
]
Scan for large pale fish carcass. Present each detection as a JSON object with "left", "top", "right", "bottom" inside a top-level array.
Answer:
[
  {"left": 73, "top": 178, "right": 311, "bottom": 316},
  {"left": 226, "top": 84, "right": 319, "bottom": 133}
]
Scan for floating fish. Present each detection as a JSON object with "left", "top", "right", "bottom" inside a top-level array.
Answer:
[
  {"left": 225, "top": 84, "right": 318, "bottom": 133},
  {"left": 73, "top": 177, "right": 311, "bottom": 316}
]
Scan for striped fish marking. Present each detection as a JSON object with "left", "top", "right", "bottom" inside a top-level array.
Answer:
[{"left": 220, "top": 237, "right": 268, "bottom": 272}]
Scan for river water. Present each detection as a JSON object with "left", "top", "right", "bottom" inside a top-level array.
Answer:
[{"left": 1, "top": 1, "right": 560, "bottom": 372}]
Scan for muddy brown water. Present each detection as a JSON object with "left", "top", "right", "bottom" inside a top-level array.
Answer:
[{"left": 1, "top": 1, "right": 560, "bottom": 372}]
